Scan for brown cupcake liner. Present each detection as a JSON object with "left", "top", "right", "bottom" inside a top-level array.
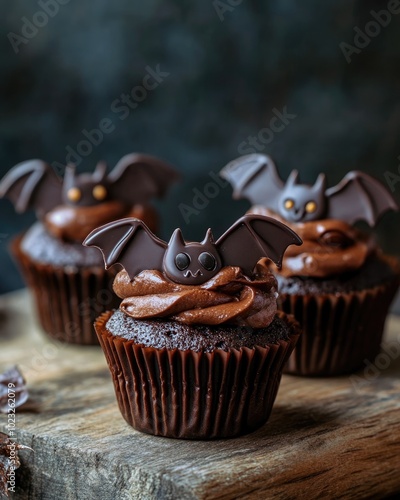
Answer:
[
  {"left": 11, "top": 235, "right": 120, "bottom": 345},
  {"left": 280, "top": 258, "right": 400, "bottom": 376},
  {"left": 95, "top": 310, "right": 300, "bottom": 439}
]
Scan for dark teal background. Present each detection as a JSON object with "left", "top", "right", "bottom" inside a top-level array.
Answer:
[{"left": 1, "top": 0, "right": 400, "bottom": 293}]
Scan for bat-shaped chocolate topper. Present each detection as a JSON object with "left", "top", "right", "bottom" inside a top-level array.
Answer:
[
  {"left": 220, "top": 154, "right": 399, "bottom": 226},
  {"left": 83, "top": 215, "right": 302, "bottom": 285},
  {"left": 0, "top": 153, "right": 179, "bottom": 219}
]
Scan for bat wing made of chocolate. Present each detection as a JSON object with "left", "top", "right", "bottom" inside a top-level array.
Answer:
[
  {"left": 0, "top": 160, "right": 63, "bottom": 217},
  {"left": 215, "top": 215, "right": 302, "bottom": 274},
  {"left": 84, "top": 215, "right": 302, "bottom": 285},
  {"left": 83, "top": 218, "right": 167, "bottom": 278},
  {"left": 325, "top": 171, "right": 399, "bottom": 227},
  {"left": 107, "top": 153, "right": 181, "bottom": 205},
  {"left": 220, "top": 154, "right": 284, "bottom": 209}
]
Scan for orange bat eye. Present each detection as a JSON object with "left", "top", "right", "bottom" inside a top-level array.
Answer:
[
  {"left": 92, "top": 185, "right": 107, "bottom": 201},
  {"left": 305, "top": 201, "right": 317, "bottom": 213},
  {"left": 284, "top": 199, "right": 295, "bottom": 210},
  {"left": 67, "top": 187, "right": 81, "bottom": 202}
]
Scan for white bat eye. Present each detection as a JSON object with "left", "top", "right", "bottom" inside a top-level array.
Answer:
[
  {"left": 92, "top": 185, "right": 108, "bottom": 201},
  {"left": 175, "top": 253, "right": 190, "bottom": 270},
  {"left": 284, "top": 199, "right": 295, "bottom": 210},
  {"left": 198, "top": 252, "right": 216, "bottom": 271},
  {"left": 305, "top": 201, "right": 317, "bottom": 213},
  {"left": 67, "top": 187, "right": 81, "bottom": 203}
]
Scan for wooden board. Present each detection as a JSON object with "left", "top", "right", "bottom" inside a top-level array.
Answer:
[{"left": 1, "top": 289, "right": 400, "bottom": 500}]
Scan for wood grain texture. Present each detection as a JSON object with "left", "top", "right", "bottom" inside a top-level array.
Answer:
[{"left": 0, "top": 289, "right": 399, "bottom": 500}]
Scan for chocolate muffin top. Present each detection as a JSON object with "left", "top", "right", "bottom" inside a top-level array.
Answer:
[
  {"left": 276, "top": 254, "right": 399, "bottom": 295},
  {"left": 105, "top": 309, "right": 296, "bottom": 352},
  {"left": 20, "top": 222, "right": 104, "bottom": 267}
]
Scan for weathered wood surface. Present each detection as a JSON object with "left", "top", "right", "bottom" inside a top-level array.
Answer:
[{"left": 0, "top": 289, "right": 400, "bottom": 500}]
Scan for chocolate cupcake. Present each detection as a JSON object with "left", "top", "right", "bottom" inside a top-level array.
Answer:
[
  {"left": 0, "top": 154, "right": 179, "bottom": 344},
  {"left": 221, "top": 154, "right": 400, "bottom": 376},
  {"left": 85, "top": 215, "right": 301, "bottom": 439}
]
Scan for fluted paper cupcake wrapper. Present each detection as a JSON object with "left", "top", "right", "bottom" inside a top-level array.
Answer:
[
  {"left": 95, "top": 310, "right": 300, "bottom": 439},
  {"left": 11, "top": 236, "right": 120, "bottom": 345},
  {"left": 280, "top": 267, "right": 400, "bottom": 376}
]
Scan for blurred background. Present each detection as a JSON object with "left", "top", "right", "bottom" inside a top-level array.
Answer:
[{"left": 1, "top": 0, "right": 400, "bottom": 294}]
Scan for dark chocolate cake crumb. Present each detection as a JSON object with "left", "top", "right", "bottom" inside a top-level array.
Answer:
[
  {"left": 277, "top": 255, "right": 397, "bottom": 295},
  {"left": 0, "top": 366, "right": 28, "bottom": 413},
  {"left": 105, "top": 309, "right": 292, "bottom": 352},
  {"left": 20, "top": 222, "right": 104, "bottom": 267}
]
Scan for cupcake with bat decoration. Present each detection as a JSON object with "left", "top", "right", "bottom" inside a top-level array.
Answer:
[
  {"left": 0, "top": 153, "right": 179, "bottom": 345},
  {"left": 84, "top": 215, "right": 302, "bottom": 439},
  {"left": 221, "top": 154, "right": 400, "bottom": 376}
]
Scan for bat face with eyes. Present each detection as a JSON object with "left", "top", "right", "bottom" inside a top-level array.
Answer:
[
  {"left": 83, "top": 215, "right": 302, "bottom": 286},
  {"left": 0, "top": 154, "right": 180, "bottom": 243},
  {"left": 0, "top": 153, "right": 179, "bottom": 218},
  {"left": 220, "top": 154, "right": 399, "bottom": 227},
  {"left": 279, "top": 172, "right": 327, "bottom": 222},
  {"left": 62, "top": 163, "right": 111, "bottom": 207},
  {"left": 163, "top": 229, "right": 222, "bottom": 285}
]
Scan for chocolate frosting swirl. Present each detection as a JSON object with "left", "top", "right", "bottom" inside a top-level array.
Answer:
[
  {"left": 250, "top": 206, "right": 376, "bottom": 278},
  {"left": 45, "top": 203, "right": 157, "bottom": 242},
  {"left": 113, "top": 262, "right": 278, "bottom": 328}
]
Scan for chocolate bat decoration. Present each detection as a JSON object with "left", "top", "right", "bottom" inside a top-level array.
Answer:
[
  {"left": 83, "top": 215, "right": 302, "bottom": 285},
  {"left": 0, "top": 153, "right": 180, "bottom": 218},
  {"left": 0, "top": 160, "right": 62, "bottom": 218},
  {"left": 220, "top": 154, "right": 399, "bottom": 226}
]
